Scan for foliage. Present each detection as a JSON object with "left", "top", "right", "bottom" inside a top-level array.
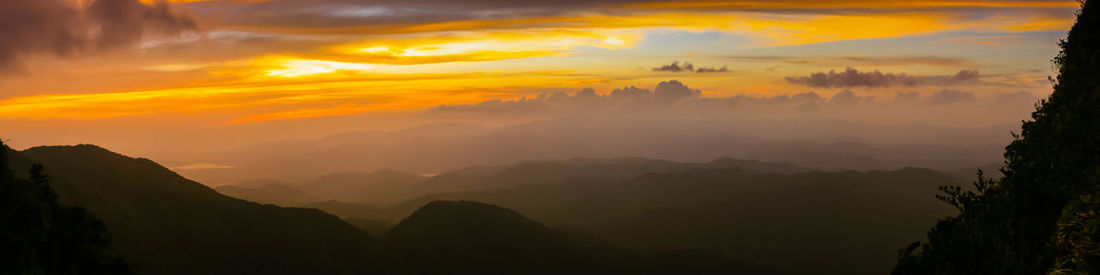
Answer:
[
  {"left": 1049, "top": 187, "right": 1100, "bottom": 274},
  {"left": 894, "top": 0, "right": 1100, "bottom": 273}
]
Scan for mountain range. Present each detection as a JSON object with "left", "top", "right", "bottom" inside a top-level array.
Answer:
[{"left": 170, "top": 117, "right": 1009, "bottom": 185}]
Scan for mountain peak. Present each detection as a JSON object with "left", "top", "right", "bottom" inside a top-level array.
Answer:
[
  {"left": 387, "top": 200, "right": 546, "bottom": 238},
  {"left": 25, "top": 144, "right": 118, "bottom": 157}
]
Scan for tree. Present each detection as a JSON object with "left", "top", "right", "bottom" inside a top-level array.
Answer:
[
  {"left": 894, "top": 0, "right": 1100, "bottom": 273},
  {"left": 0, "top": 142, "right": 132, "bottom": 274}
]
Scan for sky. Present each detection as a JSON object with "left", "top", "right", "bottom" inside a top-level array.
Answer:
[{"left": 0, "top": 0, "right": 1082, "bottom": 160}]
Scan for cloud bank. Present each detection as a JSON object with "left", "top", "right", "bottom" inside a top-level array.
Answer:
[
  {"left": 430, "top": 79, "right": 1042, "bottom": 128},
  {"left": 784, "top": 68, "right": 982, "bottom": 88}
]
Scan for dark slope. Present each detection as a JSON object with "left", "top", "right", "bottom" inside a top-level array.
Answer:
[
  {"left": 381, "top": 200, "right": 766, "bottom": 274},
  {"left": 597, "top": 168, "right": 958, "bottom": 275},
  {"left": 10, "top": 145, "right": 382, "bottom": 275},
  {"left": 896, "top": 1, "right": 1100, "bottom": 273},
  {"left": 344, "top": 167, "right": 959, "bottom": 274},
  {"left": 0, "top": 144, "right": 131, "bottom": 274},
  {"left": 383, "top": 201, "right": 607, "bottom": 274}
]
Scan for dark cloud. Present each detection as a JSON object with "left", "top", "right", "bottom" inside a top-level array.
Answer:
[
  {"left": 0, "top": 0, "right": 195, "bottom": 69},
  {"left": 444, "top": 81, "right": 981, "bottom": 115},
  {"left": 726, "top": 92, "right": 821, "bottom": 106},
  {"left": 694, "top": 66, "right": 729, "bottom": 73},
  {"left": 944, "top": 69, "right": 981, "bottom": 84},
  {"left": 434, "top": 80, "right": 701, "bottom": 114},
  {"left": 785, "top": 68, "right": 983, "bottom": 88},
  {"left": 609, "top": 86, "right": 653, "bottom": 98},
  {"left": 653, "top": 61, "right": 728, "bottom": 73},
  {"left": 606, "top": 80, "right": 701, "bottom": 104},
  {"left": 422, "top": 80, "right": 1046, "bottom": 138},
  {"left": 654, "top": 80, "right": 701, "bottom": 100},
  {"left": 784, "top": 67, "right": 919, "bottom": 88},
  {"left": 653, "top": 61, "right": 694, "bottom": 72},
  {"left": 927, "top": 89, "right": 977, "bottom": 105}
]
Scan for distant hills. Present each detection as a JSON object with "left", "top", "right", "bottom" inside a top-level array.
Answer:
[
  {"left": 6, "top": 144, "right": 963, "bottom": 274},
  {"left": 216, "top": 156, "right": 810, "bottom": 205},
  {"left": 7, "top": 145, "right": 383, "bottom": 275},
  {"left": 174, "top": 117, "right": 1009, "bottom": 185},
  {"left": 4, "top": 144, "right": 777, "bottom": 274},
  {"left": 214, "top": 154, "right": 961, "bottom": 274},
  {"left": 382, "top": 200, "right": 629, "bottom": 274},
  {"left": 321, "top": 166, "right": 960, "bottom": 274},
  {"left": 217, "top": 169, "right": 427, "bottom": 205},
  {"left": 212, "top": 153, "right": 961, "bottom": 273},
  {"left": 382, "top": 200, "right": 768, "bottom": 274}
]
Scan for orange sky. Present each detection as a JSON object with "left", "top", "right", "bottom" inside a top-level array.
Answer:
[{"left": 0, "top": 0, "right": 1080, "bottom": 155}]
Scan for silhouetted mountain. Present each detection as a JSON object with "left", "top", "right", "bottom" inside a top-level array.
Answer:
[
  {"left": 381, "top": 200, "right": 766, "bottom": 274},
  {"left": 5, "top": 143, "right": 968, "bottom": 274},
  {"left": 383, "top": 200, "right": 615, "bottom": 274},
  {"left": 0, "top": 143, "right": 131, "bottom": 274},
  {"left": 320, "top": 166, "right": 958, "bottom": 274},
  {"left": 7, "top": 145, "right": 383, "bottom": 275},
  {"left": 597, "top": 168, "right": 957, "bottom": 274}
]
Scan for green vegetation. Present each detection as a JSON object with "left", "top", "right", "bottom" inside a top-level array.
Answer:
[{"left": 894, "top": 1, "right": 1100, "bottom": 273}]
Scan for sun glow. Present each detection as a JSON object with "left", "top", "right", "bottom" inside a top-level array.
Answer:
[
  {"left": 0, "top": 0, "right": 1076, "bottom": 125},
  {"left": 266, "top": 60, "right": 376, "bottom": 77},
  {"left": 329, "top": 30, "right": 643, "bottom": 65}
]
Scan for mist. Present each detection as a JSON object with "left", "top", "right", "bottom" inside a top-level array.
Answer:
[{"left": 159, "top": 80, "right": 1040, "bottom": 185}]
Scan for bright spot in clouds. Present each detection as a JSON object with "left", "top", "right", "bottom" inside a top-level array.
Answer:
[
  {"left": 266, "top": 60, "right": 376, "bottom": 77},
  {"left": 0, "top": 0, "right": 1079, "bottom": 125}
]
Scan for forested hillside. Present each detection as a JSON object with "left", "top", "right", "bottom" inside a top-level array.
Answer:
[{"left": 895, "top": 1, "right": 1100, "bottom": 273}]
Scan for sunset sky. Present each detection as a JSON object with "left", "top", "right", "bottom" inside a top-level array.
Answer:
[{"left": 0, "top": 0, "right": 1081, "bottom": 158}]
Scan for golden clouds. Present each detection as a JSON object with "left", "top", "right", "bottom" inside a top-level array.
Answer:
[
  {"left": 0, "top": 69, "right": 598, "bottom": 123},
  {"left": 624, "top": 0, "right": 1079, "bottom": 10},
  {"left": 265, "top": 60, "right": 376, "bottom": 77},
  {"left": 325, "top": 31, "right": 640, "bottom": 64},
  {"left": 0, "top": 0, "right": 1077, "bottom": 124}
]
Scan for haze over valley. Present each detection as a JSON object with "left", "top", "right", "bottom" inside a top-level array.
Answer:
[{"left": 3, "top": 0, "right": 1098, "bottom": 274}]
